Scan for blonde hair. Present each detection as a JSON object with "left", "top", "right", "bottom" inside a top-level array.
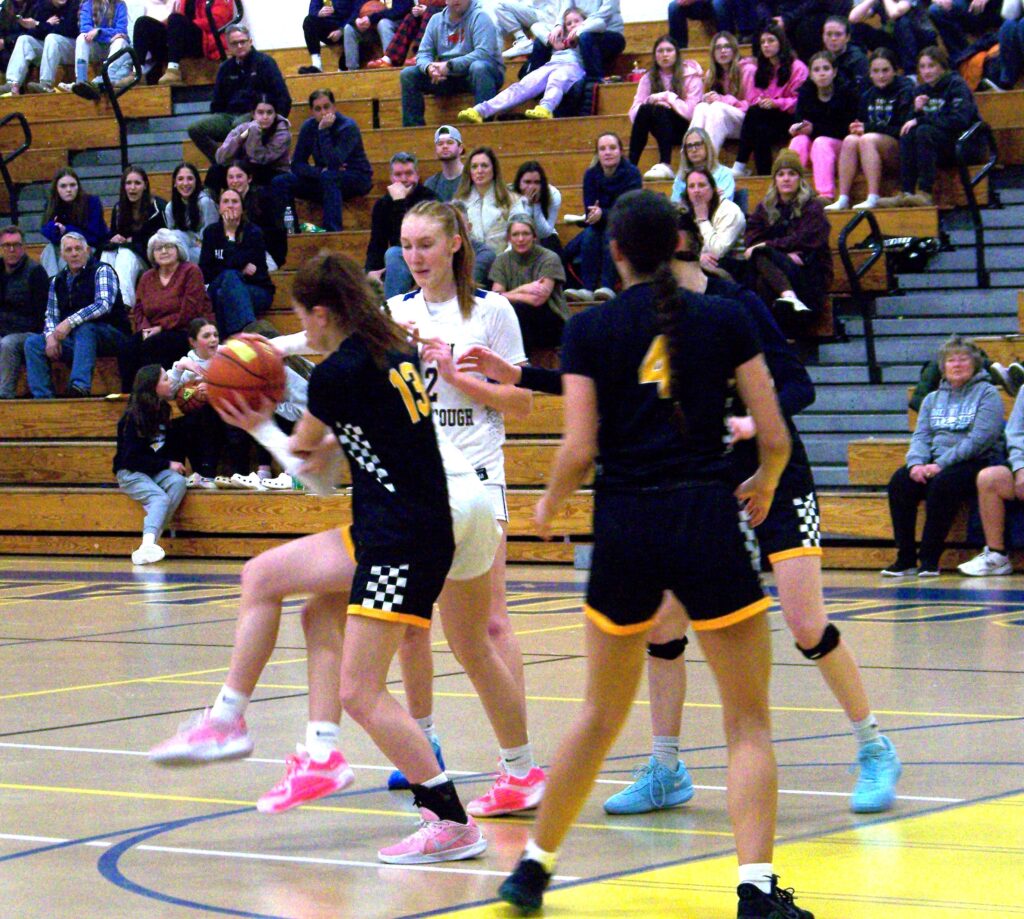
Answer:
[
  {"left": 454, "top": 147, "right": 514, "bottom": 212},
  {"left": 404, "top": 200, "right": 478, "bottom": 320},
  {"left": 704, "top": 32, "right": 743, "bottom": 96},
  {"left": 761, "top": 175, "right": 815, "bottom": 223}
]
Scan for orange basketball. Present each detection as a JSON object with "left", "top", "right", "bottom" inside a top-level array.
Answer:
[
  {"left": 204, "top": 334, "right": 286, "bottom": 412},
  {"left": 360, "top": 0, "right": 386, "bottom": 16}
]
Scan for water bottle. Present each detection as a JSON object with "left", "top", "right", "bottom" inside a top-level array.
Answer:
[{"left": 284, "top": 207, "right": 296, "bottom": 235}]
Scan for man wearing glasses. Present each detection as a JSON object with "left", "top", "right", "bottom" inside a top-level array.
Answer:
[
  {"left": 188, "top": 25, "right": 292, "bottom": 165},
  {"left": 0, "top": 226, "right": 49, "bottom": 399}
]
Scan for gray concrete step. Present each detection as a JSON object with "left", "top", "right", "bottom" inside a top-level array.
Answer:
[
  {"left": 900, "top": 270, "right": 1024, "bottom": 289},
  {"left": 808, "top": 363, "right": 921, "bottom": 385},
  {"left": 843, "top": 315, "right": 1019, "bottom": 337},
  {"left": 803, "top": 384, "right": 907, "bottom": 413},
  {"left": 873, "top": 288, "right": 1018, "bottom": 312},
  {"left": 796, "top": 413, "right": 907, "bottom": 433}
]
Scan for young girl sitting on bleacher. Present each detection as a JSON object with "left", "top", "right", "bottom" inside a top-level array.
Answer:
[
  {"left": 164, "top": 162, "right": 219, "bottom": 263},
  {"left": 209, "top": 95, "right": 292, "bottom": 194},
  {"left": 40, "top": 168, "right": 109, "bottom": 277},
  {"left": 689, "top": 32, "right": 755, "bottom": 153},
  {"left": 167, "top": 318, "right": 221, "bottom": 489},
  {"left": 102, "top": 165, "right": 168, "bottom": 308}
]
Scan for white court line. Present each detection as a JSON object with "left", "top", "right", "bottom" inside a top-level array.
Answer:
[
  {"left": 0, "top": 833, "right": 578, "bottom": 880},
  {"left": 0, "top": 742, "right": 963, "bottom": 804}
]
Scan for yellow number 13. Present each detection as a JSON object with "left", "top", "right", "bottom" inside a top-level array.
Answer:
[
  {"left": 639, "top": 335, "right": 670, "bottom": 398},
  {"left": 389, "top": 362, "right": 432, "bottom": 423}
]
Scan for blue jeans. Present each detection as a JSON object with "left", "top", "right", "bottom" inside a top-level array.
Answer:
[
  {"left": 927, "top": 0, "right": 1001, "bottom": 63},
  {"left": 24, "top": 322, "right": 128, "bottom": 397},
  {"left": 384, "top": 245, "right": 415, "bottom": 298},
  {"left": 209, "top": 270, "right": 274, "bottom": 338},
  {"left": 566, "top": 226, "right": 615, "bottom": 291},
  {"left": 271, "top": 169, "right": 371, "bottom": 232},
  {"left": 400, "top": 60, "right": 505, "bottom": 126},
  {"left": 999, "top": 18, "right": 1024, "bottom": 88},
  {"left": 577, "top": 30, "right": 625, "bottom": 82}
]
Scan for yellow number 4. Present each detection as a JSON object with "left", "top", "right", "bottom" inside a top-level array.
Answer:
[
  {"left": 389, "top": 362, "right": 432, "bottom": 423},
  {"left": 639, "top": 335, "right": 670, "bottom": 398}
]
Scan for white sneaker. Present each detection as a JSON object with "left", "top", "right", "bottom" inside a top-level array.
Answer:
[
  {"left": 643, "top": 162, "right": 675, "bottom": 181},
  {"left": 502, "top": 34, "right": 534, "bottom": 58},
  {"left": 774, "top": 295, "right": 811, "bottom": 313},
  {"left": 131, "top": 543, "right": 166, "bottom": 565},
  {"left": 593, "top": 287, "right": 616, "bottom": 300},
  {"left": 824, "top": 196, "right": 850, "bottom": 211},
  {"left": 958, "top": 547, "right": 1012, "bottom": 576}
]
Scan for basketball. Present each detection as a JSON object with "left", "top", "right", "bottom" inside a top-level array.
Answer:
[
  {"left": 360, "top": 0, "right": 386, "bottom": 17},
  {"left": 204, "top": 333, "right": 286, "bottom": 412}
]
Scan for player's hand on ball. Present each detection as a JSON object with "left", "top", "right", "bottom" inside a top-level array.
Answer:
[
  {"left": 735, "top": 471, "right": 776, "bottom": 528},
  {"left": 214, "top": 392, "right": 276, "bottom": 431}
]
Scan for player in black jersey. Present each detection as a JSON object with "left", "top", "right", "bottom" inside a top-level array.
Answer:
[{"left": 498, "top": 190, "right": 813, "bottom": 919}]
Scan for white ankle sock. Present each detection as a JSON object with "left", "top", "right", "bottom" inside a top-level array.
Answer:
[
  {"left": 852, "top": 714, "right": 880, "bottom": 747},
  {"left": 652, "top": 736, "right": 679, "bottom": 770},
  {"left": 311, "top": 53, "right": 323, "bottom": 69},
  {"left": 865, "top": 193, "right": 879, "bottom": 206},
  {"left": 524, "top": 838, "right": 558, "bottom": 874},
  {"left": 305, "top": 721, "right": 340, "bottom": 762},
  {"left": 833, "top": 194, "right": 850, "bottom": 208},
  {"left": 416, "top": 715, "right": 439, "bottom": 743},
  {"left": 738, "top": 862, "right": 773, "bottom": 893},
  {"left": 422, "top": 771, "right": 449, "bottom": 788},
  {"left": 166, "top": 62, "right": 180, "bottom": 71},
  {"left": 500, "top": 741, "right": 535, "bottom": 779},
  {"left": 141, "top": 532, "right": 156, "bottom": 547},
  {"left": 210, "top": 685, "right": 249, "bottom": 723}
]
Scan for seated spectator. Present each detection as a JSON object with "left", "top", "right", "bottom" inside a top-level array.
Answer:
[
  {"left": 188, "top": 25, "right": 292, "bottom": 165},
  {"left": 23, "top": 232, "right": 130, "bottom": 398},
  {"left": 270, "top": 88, "right": 373, "bottom": 233},
  {"left": 400, "top": 0, "right": 504, "bottom": 127},
  {"left": 102, "top": 166, "right": 168, "bottom": 309},
  {"left": 366, "top": 0, "right": 446, "bottom": 69},
  {"left": 666, "top": 0, "right": 739, "bottom": 54},
  {"left": 822, "top": 17, "right": 868, "bottom": 92},
  {"left": 63, "top": 0, "right": 134, "bottom": 100},
  {"left": 512, "top": 159, "right": 562, "bottom": 254},
  {"left": 167, "top": 317, "right": 223, "bottom": 487},
  {"left": 689, "top": 32, "right": 755, "bottom": 153},
  {"left": 628, "top": 35, "right": 703, "bottom": 180},
  {"left": 744, "top": 149, "right": 832, "bottom": 330},
  {"left": 117, "top": 228, "right": 213, "bottom": 392},
  {"left": 200, "top": 188, "right": 274, "bottom": 338},
  {"left": 883, "top": 335, "right": 1004, "bottom": 577},
  {"left": 0, "top": 0, "right": 33, "bottom": 78},
  {"left": 457, "top": 5, "right": 587, "bottom": 123},
  {"left": 164, "top": 162, "right": 219, "bottom": 263},
  {"left": 0, "top": 0, "right": 78, "bottom": 95},
  {"left": 447, "top": 198, "right": 498, "bottom": 285},
  {"left": 776, "top": 0, "right": 851, "bottom": 62},
  {"left": 142, "top": 0, "right": 233, "bottom": 85},
  {"left": 224, "top": 163, "right": 286, "bottom": 269},
  {"left": 344, "top": 0, "right": 412, "bottom": 71},
  {"left": 681, "top": 167, "right": 746, "bottom": 278},
  {"left": 787, "top": 51, "right": 860, "bottom": 202},
  {"left": 563, "top": 131, "right": 641, "bottom": 300},
  {"left": 453, "top": 145, "right": 526, "bottom": 254},
  {"left": 423, "top": 124, "right": 465, "bottom": 201},
  {"left": 492, "top": 0, "right": 560, "bottom": 58},
  {"left": 298, "top": 0, "right": 350, "bottom": 74},
  {"left": 849, "top": 0, "right": 936, "bottom": 78},
  {"left": 209, "top": 95, "right": 292, "bottom": 193},
  {"left": 131, "top": 0, "right": 178, "bottom": 83},
  {"left": 877, "top": 46, "right": 980, "bottom": 208},
  {"left": 826, "top": 48, "right": 913, "bottom": 210},
  {"left": 671, "top": 126, "right": 735, "bottom": 203},
  {"left": 490, "top": 215, "right": 567, "bottom": 353},
  {"left": 40, "top": 168, "right": 109, "bottom": 278},
  {"left": 530, "top": 0, "right": 625, "bottom": 83},
  {"left": 927, "top": 0, "right": 1001, "bottom": 66},
  {"left": 365, "top": 152, "right": 437, "bottom": 299},
  {"left": 732, "top": 24, "right": 808, "bottom": 177},
  {"left": 0, "top": 225, "right": 49, "bottom": 399}
]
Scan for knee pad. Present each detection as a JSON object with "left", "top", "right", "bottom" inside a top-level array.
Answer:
[
  {"left": 647, "top": 636, "right": 688, "bottom": 661},
  {"left": 796, "top": 622, "right": 840, "bottom": 661}
]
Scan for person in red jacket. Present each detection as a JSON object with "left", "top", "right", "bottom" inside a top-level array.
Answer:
[{"left": 145, "top": 0, "right": 233, "bottom": 85}]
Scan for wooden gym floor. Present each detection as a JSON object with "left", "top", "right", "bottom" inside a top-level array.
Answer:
[{"left": 0, "top": 557, "right": 1021, "bottom": 918}]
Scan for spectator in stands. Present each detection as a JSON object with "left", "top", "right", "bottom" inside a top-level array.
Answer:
[
  {"left": 667, "top": 0, "right": 739, "bottom": 50},
  {"left": 225, "top": 163, "right": 286, "bottom": 271},
  {"left": 102, "top": 165, "right": 168, "bottom": 309},
  {"left": 23, "top": 231, "right": 130, "bottom": 398},
  {"left": 344, "top": 0, "right": 413, "bottom": 71},
  {"left": 40, "top": 168, "right": 109, "bottom": 278},
  {"left": 298, "top": 0, "right": 350, "bottom": 74},
  {"left": 399, "top": 0, "right": 504, "bottom": 127},
  {"left": 822, "top": 16, "right": 868, "bottom": 91},
  {"left": 365, "top": 152, "right": 437, "bottom": 298},
  {"left": 0, "top": 0, "right": 78, "bottom": 95},
  {"left": 744, "top": 149, "right": 832, "bottom": 330},
  {"left": 681, "top": 166, "right": 746, "bottom": 278},
  {"left": 927, "top": 0, "right": 1001, "bottom": 66},
  {"left": 366, "top": 0, "right": 447, "bottom": 69},
  {"left": 61, "top": 0, "right": 135, "bottom": 100},
  {"left": 491, "top": 215, "right": 567, "bottom": 353},
  {"left": 209, "top": 95, "right": 292, "bottom": 193},
  {"left": 117, "top": 228, "right": 212, "bottom": 391},
  {"left": 512, "top": 160, "right": 562, "bottom": 254},
  {"left": 826, "top": 48, "right": 913, "bottom": 210},
  {"left": 492, "top": 0, "right": 560, "bottom": 59},
  {"left": 775, "top": 0, "right": 851, "bottom": 62},
  {"left": 563, "top": 131, "right": 641, "bottom": 301},
  {"left": 423, "top": 124, "right": 465, "bottom": 200},
  {"left": 447, "top": 197, "right": 499, "bottom": 284},
  {"left": 689, "top": 31, "right": 755, "bottom": 153},
  {"left": 996, "top": 0, "right": 1024, "bottom": 90},
  {"left": 883, "top": 335, "right": 1004, "bottom": 577},
  {"left": 453, "top": 145, "right": 526, "bottom": 254},
  {"left": 164, "top": 162, "right": 218, "bottom": 263},
  {"left": 270, "top": 87, "right": 373, "bottom": 233},
  {"left": 167, "top": 318, "right": 221, "bottom": 488},
  {"left": 877, "top": 46, "right": 980, "bottom": 208},
  {"left": 188, "top": 25, "right": 292, "bottom": 165},
  {"left": 670, "top": 126, "right": 735, "bottom": 203},
  {"left": 787, "top": 51, "right": 860, "bottom": 202},
  {"left": 0, "top": 226, "right": 48, "bottom": 399},
  {"left": 200, "top": 188, "right": 274, "bottom": 338},
  {"left": 114, "top": 363, "right": 188, "bottom": 565},
  {"left": 131, "top": 0, "right": 178, "bottom": 83},
  {"left": 457, "top": 5, "right": 587, "bottom": 123},
  {"left": 527, "top": 0, "right": 625, "bottom": 85},
  {"left": 849, "top": 0, "right": 936, "bottom": 78},
  {"left": 137, "top": 0, "right": 233, "bottom": 85},
  {"left": 0, "top": 0, "right": 33, "bottom": 78},
  {"left": 627, "top": 35, "right": 703, "bottom": 181},
  {"left": 732, "top": 24, "right": 807, "bottom": 177}
]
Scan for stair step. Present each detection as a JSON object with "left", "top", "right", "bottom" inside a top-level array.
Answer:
[
  {"left": 947, "top": 228, "right": 1024, "bottom": 245},
  {"left": 817, "top": 338, "right": 953, "bottom": 363},
  {"left": 900, "top": 270, "right": 1024, "bottom": 289},
  {"left": 172, "top": 99, "right": 213, "bottom": 115},
  {"left": 796, "top": 414, "right": 907, "bottom": 433},
  {"left": 925, "top": 247, "right": 1023, "bottom": 270},
  {"left": 808, "top": 363, "right": 922, "bottom": 385},
  {"left": 811, "top": 466, "right": 850, "bottom": 487},
  {"left": 979, "top": 208, "right": 1024, "bottom": 228},
  {"left": 843, "top": 316, "right": 1020, "bottom": 336},
  {"left": 873, "top": 288, "right": 1018, "bottom": 311},
  {"left": 874, "top": 297, "right": 1017, "bottom": 318},
  {"left": 802, "top": 437, "right": 851, "bottom": 464},
  {"left": 804, "top": 384, "right": 907, "bottom": 412}
]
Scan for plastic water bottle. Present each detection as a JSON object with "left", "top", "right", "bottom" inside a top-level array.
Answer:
[{"left": 284, "top": 207, "right": 296, "bottom": 235}]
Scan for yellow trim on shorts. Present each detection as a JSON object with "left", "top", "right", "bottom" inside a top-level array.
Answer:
[
  {"left": 347, "top": 604, "right": 431, "bottom": 629},
  {"left": 690, "top": 596, "right": 771, "bottom": 632},
  {"left": 768, "top": 546, "right": 824, "bottom": 564},
  {"left": 583, "top": 603, "right": 657, "bottom": 637},
  {"left": 339, "top": 525, "right": 356, "bottom": 562}
]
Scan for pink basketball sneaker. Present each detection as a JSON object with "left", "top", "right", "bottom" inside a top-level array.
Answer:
[
  {"left": 468, "top": 765, "right": 546, "bottom": 817},
  {"left": 378, "top": 809, "right": 487, "bottom": 864},
  {"left": 148, "top": 709, "right": 253, "bottom": 765},
  {"left": 257, "top": 745, "right": 355, "bottom": 814}
]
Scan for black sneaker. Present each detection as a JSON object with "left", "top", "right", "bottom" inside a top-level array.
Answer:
[
  {"left": 72, "top": 80, "right": 101, "bottom": 101},
  {"left": 67, "top": 384, "right": 91, "bottom": 398},
  {"left": 1009, "top": 362, "right": 1024, "bottom": 395},
  {"left": 989, "top": 362, "right": 1019, "bottom": 396},
  {"left": 297, "top": 65, "right": 322, "bottom": 75},
  {"left": 498, "top": 857, "right": 551, "bottom": 915},
  {"left": 880, "top": 558, "right": 916, "bottom": 577},
  {"left": 737, "top": 876, "right": 814, "bottom": 917}
]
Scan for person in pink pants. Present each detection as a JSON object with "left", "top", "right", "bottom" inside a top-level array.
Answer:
[{"left": 689, "top": 31, "right": 755, "bottom": 151}]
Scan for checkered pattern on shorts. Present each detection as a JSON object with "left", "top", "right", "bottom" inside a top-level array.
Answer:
[
  {"left": 338, "top": 423, "right": 395, "bottom": 493},
  {"left": 737, "top": 509, "right": 763, "bottom": 574},
  {"left": 793, "top": 491, "right": 821, "bottom": 548},
  {"left": 361, "top": 564, "right": 409, "bottom": 612}
]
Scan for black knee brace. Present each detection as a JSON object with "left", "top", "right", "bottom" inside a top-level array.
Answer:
[
  {"left": 647, "top": 636, "right": 688, "bottom": 660},
  {"left": 796, "top": 622, "right": 841, "bottom": 660}
]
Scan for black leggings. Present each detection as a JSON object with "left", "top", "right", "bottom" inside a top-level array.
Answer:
[
  {"left": 303, "top": 14, "right": 343, "bottom": 55},
  {"left": 117, "top": 328, "right": 191, "bottom": 393},
  {"left": 133, "top": 13, "right": 203, "bottom": 82},
  {"left": 173, "top": 405, "right": 223, "bottom": 479},
  {"left": 899, "top": 122, "right": 959, "bottom": 195},
  {"left": 736, "top": 106, "right": 793, "bottom": 175},
  {"left": 629, "top": 104, "right": 689, "bottom": 166}
]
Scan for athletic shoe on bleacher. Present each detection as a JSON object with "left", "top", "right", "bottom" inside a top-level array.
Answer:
[
  {"left": 25, "top": 82, "right": 55, "bottom": 93},
  {"left": 260, "top": 472, "right": 294, "bottom": 490},
  {"left": 131, "top": 543, "right": 165, "bottom": 565},
  {"left": 257, "top": 745, "right": 355, "bottom": 813},
  {"left": 564, "top": 288, "right": 593, "bottom": 301},
  {"left": 457, "top": 107, "right": 483, "bottom": 124},
  {"left": 72, "top": 80, "right": 101, "bottom": 101},
  {"left": 875, "top": 191, "right": 909, "bottom": 208},
  {"left": 523, "top": 105, "right": 552, "bottom": 119},
  {"left": 503, "top": 34, "right": 534, "bottom": 58},
  {"left": 158, "top": 68, "right": 182, "bottom": 84},
  {"left": 593, "top": 287, "right": 615, "bottom": 300},
  {"left": 988, "top": 361, "right": 1020, "bottom": 396},
  {"left": 149, "top": 709, "right": 254, "bottom": 765},
  {"left": 298, "top": 65, "right": 322, "bottom": 75},
  {"left": 643, "top": 163, "right": 675, "bottom": 181}
]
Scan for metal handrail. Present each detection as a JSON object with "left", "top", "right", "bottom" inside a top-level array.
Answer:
[
  {"left": 207, "top": 0, "right": 245, "bottom": 61},
  {"left": 838, "top": 208, "right": 889, "bottom": 385},
  {"left": 955, "top": 120, "right": 999, "bottom": 290},
  {"left": 0, "top": 112, "right": 31, "bottom": 224},
  {"left": 100, "top": 46, "right": 142, "bottom": 174}
]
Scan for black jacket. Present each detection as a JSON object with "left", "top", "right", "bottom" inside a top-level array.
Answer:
[
  {"left": 0, "top": 255, "right": 48, "bottom": 335},
  {"left": 795, "top": 78, "right": 860, "bottom": 140},
  {"left": 200, "top": 220, "right": 274, "bottom": 293},
  {"left": 210, "top": 49, "right": 291, "bottom": 117},
  {"left": 859, "top": 76, "right": 915, "bottom": 138},
  {"left": 107, "top": 197, "right": 168, "bottom": 265},
  {"left": 365, "top": 184, "right": 436, "bottom": 271},
  {"left": 916, "top": 72, "right": 980, "bottom": 136},
  {"left": 114, "top": 412, "right": 174, "bottom": 476}
]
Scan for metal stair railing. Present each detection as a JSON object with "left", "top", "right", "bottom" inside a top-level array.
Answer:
[
  {"left": 837, "top": 208, "right": 890, "bottom": 385},
  {"left": 0, "top": 112, "right": 31, "bottom": 225},
  {"left": 208, "top": 0, "right": 246, "bottom": 61},
  {"left": 955, "top": 120, "right": 999, "bottom": 290},
  {"left": 100, "top": 47, "right": 143, "bottom": 174}
]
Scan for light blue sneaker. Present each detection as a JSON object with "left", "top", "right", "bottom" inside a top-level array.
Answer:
[
  {"left": 603, "top": 756, "right": 694, "bottom": 815},
  {"left": 387, "top": 738, "right": 445, "bottom": 791},
  {"left": 851, "top": 735, "right": 901, "bottom": 813}
]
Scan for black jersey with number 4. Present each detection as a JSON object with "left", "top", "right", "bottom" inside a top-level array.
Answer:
[
  {"left": 307, "top": 337, "right": 453, "bottom": 553},
  {"left": 560, "top": 282, "right": 762, "bottom": 489}
]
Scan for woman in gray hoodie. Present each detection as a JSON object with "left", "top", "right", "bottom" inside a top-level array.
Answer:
[{"left": 883, "top": 335, "right": 1005, "bottom": 577}]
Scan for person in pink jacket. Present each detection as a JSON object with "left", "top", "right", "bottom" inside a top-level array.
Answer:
[
  {"left": 689, "top": 32, "right": 755, "bottom": 153},
  {"left": 731, "top": 23, "right": 808, "bottom": 177},
  {"left": 627, "top": 34, "right": 703, "bottom": 181}
]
